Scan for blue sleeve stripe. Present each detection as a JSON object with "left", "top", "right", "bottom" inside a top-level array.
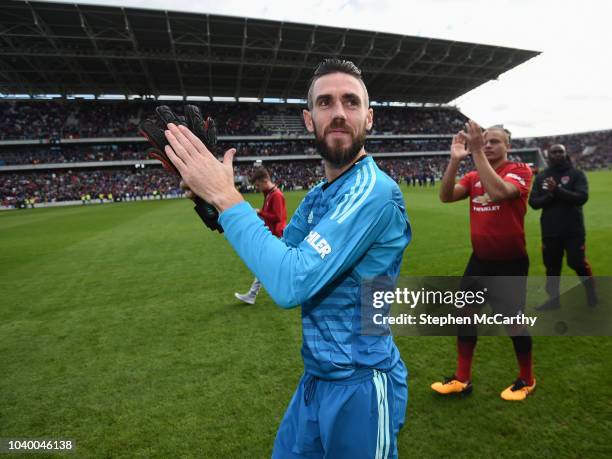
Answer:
[
  {"left": 330, "top": 168, "right": 364, "bottom": 220},
  {"left": 331, "top": 164, "right": 370, "bottom": 222},
  {"left": 337, "top": 161, "right": 378, "bottom": 223},
  {"left": 334, "top": 164, "right": 370, "bottom": 221}
]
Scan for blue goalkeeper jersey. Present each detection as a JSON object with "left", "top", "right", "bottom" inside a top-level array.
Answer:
[{"left": 219, "top": 156, "right": 411, "bottom": 379}]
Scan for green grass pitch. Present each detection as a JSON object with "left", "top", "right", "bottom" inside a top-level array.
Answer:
[{"left": 1, "top": 171, "right": 611, "bottom": 458}]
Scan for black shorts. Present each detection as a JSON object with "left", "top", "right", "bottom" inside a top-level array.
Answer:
[{"left": 460, "top": 253, "right": 529, "bottom": 315}]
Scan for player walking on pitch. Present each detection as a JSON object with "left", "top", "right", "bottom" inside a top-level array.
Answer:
[
  {"left": 235, "top": 167, "right": 287, "bottom": 304},
  {"left": 433, "top": 122, "right": 536, "bottom": 401},
  {"left": 157, "top": 59, "right": 411, "bottom": 458},
  {"left": 528, "top": 144, "right": 597, "bottom": 310}
]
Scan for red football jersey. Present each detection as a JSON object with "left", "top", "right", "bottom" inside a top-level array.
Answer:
[
  {"left": 258, "top": 186, "right": 287, "bottom": 237},
  {"left": 458, "top": 161, "right": 533, "bottom": 261}
]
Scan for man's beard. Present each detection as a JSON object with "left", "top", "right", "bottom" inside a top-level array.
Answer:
[
  {"left": 313, "top": 121, "right": 367, "bottom": 168},
  {"left": 550, "top": 155, "right": 571, "bottom": 169}
]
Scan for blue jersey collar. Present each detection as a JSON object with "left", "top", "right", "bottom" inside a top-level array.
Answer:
[{"left": 321, "top": 154, "right": 371, "bottom": 191}]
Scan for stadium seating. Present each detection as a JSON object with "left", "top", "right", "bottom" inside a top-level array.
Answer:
[
  {"left": 1, "top": 99, "right": 610, "bottom": 208},
  {"left": 513, "top": 130, "right": 612, "bottom": 171},
  {"left": 0, "top": 169, "right": 182, "bottom": 208},
  {"left": 0, "top": 100, "right": 467, "bottom": 140},
  {"left": 0, "top": 139, "right": 457, "bottom": 166}
]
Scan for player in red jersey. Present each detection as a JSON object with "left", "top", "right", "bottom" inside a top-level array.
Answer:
[
  {"left": 432, "top": 121, "right": 536, "bottom": 401},
  {"left": 234, "top": 167, "right": 287, "bottom": 304}
]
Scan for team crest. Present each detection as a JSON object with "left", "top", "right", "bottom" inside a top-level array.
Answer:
[
  {"left": 472, "top": 193, "right": 492, "bottom": 205},
  {"left": 308, "top": 210, "right": 314, "bottom": 224},
  {"left": 561, "top": 176, "right": 570, "bottom": 185}
]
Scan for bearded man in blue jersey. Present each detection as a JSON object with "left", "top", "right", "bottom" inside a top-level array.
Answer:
[{"left": 161, "top": 58, "right": 411, "bottom": 459}]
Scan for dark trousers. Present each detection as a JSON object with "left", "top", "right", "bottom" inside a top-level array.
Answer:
[
  {"left": 458, "top": 254, "right": 530, "bottom": 339},
  {"left": 542, "top": 234, "right": 593, "bottom": 298}
]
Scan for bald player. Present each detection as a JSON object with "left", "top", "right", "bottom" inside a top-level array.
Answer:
[{"left": 432, "top": 122, "right": 536, "bottom": 401}]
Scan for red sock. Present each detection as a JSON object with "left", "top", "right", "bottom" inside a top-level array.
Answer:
[
  {"left": 515, "top": 351, "right": 534, "bottom": 386},
  {"left": 455, "top": 338, "right": 476, "bottom": 382}
]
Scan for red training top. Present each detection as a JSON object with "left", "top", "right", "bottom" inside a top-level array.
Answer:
[
  {"left": 258, "top": 186, "right": 287, "bottom": 237},
  {"left": 458, "top": 161, "right": 533, "bottom": 261}
]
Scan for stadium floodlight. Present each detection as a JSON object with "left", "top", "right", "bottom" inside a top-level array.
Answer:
[
  {"left": 158, "top": 95, "right": 184, "bottom": 101},
  {"left": 98, "top": 94, "right": 126, "bottom": 100},
  {"left": 0, "top": 93, "right": 31, "bottom": 99},
  {"left": 186, "top": 96, "right": 211, "bottom": 101},
  {"left": 212, "top": 96, "right": 237, "bottom": 102},
  {"left": 32, "top": 94, "right": 63, "bottom": 99},
  {"left": 238, "top": 97, "right": 261, "bottom": 103}
]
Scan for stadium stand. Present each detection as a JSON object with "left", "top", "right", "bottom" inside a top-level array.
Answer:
[
  {"left": 1, "top": 168, "right": 182, "bottom": 208},
  {"left": 514, "top": 129, "right": 612, "bottom": 171},
  {"left": 0, "top": 2, "right": 545, "bottom": 209},
  {"left": 0, "top": 138, "right": 463, "bottom": 165},
  {"left": 0, "top": 98, "right": 555, "bottom": 208},
  {"left": 0, "top": 144, "right": 145, "bottom": 165},
  {"left": 3, "top": 152, "right": 543, "bottom": 207},
  {"left": 0, "top": 100, "right": 468, "bottom": 140},
  {"left": 0, "top": 101, "right": 273, "bottom": 140}
]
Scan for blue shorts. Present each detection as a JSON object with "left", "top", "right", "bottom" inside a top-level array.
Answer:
[{"left": 272, "top": 360, "right": 408, "bottom": 459}]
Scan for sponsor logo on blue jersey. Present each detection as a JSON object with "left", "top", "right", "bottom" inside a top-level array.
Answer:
[{"left": 305, "top": 231, "right": 332, "bottom": 259}]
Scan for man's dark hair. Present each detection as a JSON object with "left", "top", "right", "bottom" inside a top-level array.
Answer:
[
  {"left": 548, "top": 143, "right": 572, "bottom": 165},
  {"left": 549, "top": 143, "right": 566, "bottom": 154},
  {"left": 251, "top": 167, "right": 270, "bottom": 183},
  {"left": 307, "top": 58, "right": 369, "bottom": 110}
]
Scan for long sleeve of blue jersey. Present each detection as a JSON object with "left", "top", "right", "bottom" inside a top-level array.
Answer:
[
  {"left": 218, "top": 195, "right": 408, "bottom": 308},
  {"left": 280, "top": 197, "right": 310, "bottom": 248}
]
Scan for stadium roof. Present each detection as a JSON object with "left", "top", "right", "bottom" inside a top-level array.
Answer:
[{"left": 1, "top": 1, "right": 540, "bottom": 103}]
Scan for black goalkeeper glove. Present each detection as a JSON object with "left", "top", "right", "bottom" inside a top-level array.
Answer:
[{"left": 139, "top": 105, "right": 223, "bottom": 233}]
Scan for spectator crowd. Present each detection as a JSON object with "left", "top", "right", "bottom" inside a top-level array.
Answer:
[
  {"left": 0, "top": 100, "right": 467, "bottom": 140},
  {"left": 0, "top": 138, "right": 456, "bottom": 166},
  {"left": 1, "top": 99, "right": 611, "bottom": 208},
  {"left": 1, "top": 169, "right": 182, "bottom": 208},
  {"left": 514, "top": 129, "right": 612, "bottom": 171},
  {"left": 1, "top": 157, "right": 478, "bottom": 207}
]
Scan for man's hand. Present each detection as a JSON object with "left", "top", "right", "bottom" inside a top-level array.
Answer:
[
  {"left": 164, "top": 123, "right": 243, "bottom": 212},
  {"left": 458, "top": 120, "right": 485, "bottom": 155},
  {"left": 450, "top": 133, "right": 470, "bottom": 162},
  {"left": 543, "top": 177, "right": 557, "bottom": 192}
]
